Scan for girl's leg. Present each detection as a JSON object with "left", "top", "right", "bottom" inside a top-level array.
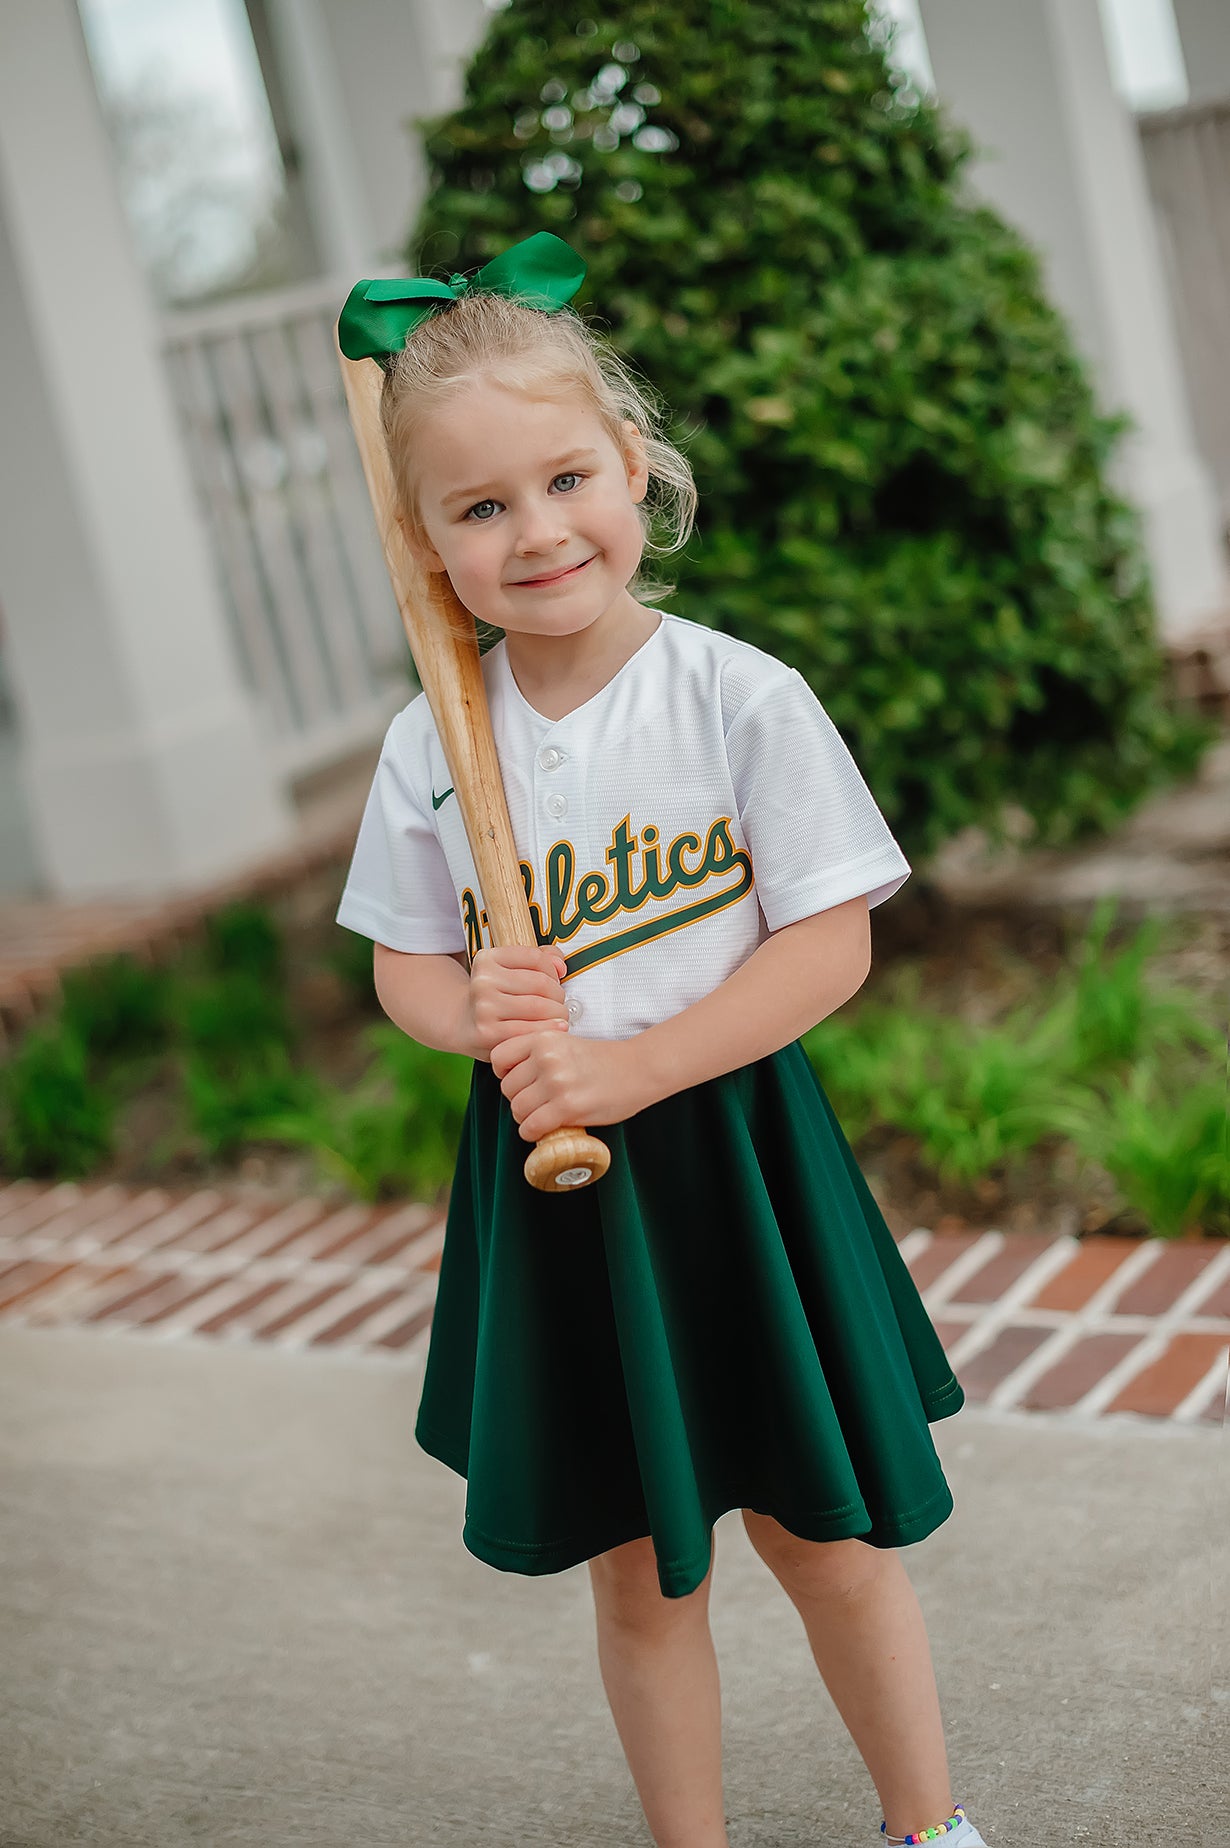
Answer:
[
  {"left": 741, "top": 1511, "right": 953, "bottom": 1841},
  {"left": 587, "top": 1533, "right": 729, "bottom": 1848}
]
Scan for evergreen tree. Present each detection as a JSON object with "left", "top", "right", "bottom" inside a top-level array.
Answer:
[{"left": 408, "top": 0, "right": 1210, "bottom": 858}]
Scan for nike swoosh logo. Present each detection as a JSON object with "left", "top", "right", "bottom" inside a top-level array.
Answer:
[{"left": 431, "top": 786, "right": 455, "bottom": 810}]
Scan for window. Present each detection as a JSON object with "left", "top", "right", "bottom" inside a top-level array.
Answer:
[{"left": 77, "top": 0, "right": 311, "bottom": 304}]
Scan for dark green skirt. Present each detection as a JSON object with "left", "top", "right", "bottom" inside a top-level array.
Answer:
[{"left": 415, "top": 1039, "right": 964, "bottom": 1599}]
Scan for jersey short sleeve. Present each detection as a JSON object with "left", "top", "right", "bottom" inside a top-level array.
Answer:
[
  {"left": 334, "top": 714, "right": 466, "bottom": 954},
  {"left": 726, "top": 668, "right": 911, "bottom": 930}
]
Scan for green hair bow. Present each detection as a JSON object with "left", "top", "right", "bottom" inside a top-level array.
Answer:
[{"left": 337, "top": 232, "right": 587, "bottom": 364}]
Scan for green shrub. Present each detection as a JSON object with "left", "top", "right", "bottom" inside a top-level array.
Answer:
[
  {"left": 202, "top": 901, "right": 284, "bottom": 986},
  {"left": 58, "top": 953, "right": 172, "bottom": 1063},
  {"left": 0, "top": 1025, "right": 115, "bottom": 1177},
  {"left": 172, "top": 933, "right": 304, "bottom": 1157},
  {"left": 806, "top": 905, "right": 1225, "bottom": 1234},
  {"left": 1056, "top": 897, "right": 1219, "bottom": 1075},
  {"left": 180, "top": 1045, "right": 319, "bottom": 1160},
  {"left": 173, "top": 971, "right": 290, "bottom": 1056},
  {"left": 1042, "top": 1060, "right": 1229, "bottom": 1239},
  {"left": 410, "top": 0, "right": 1212, "bottom": 859},
  {"left": 806, "top": 971, "right": 1064, "bottom": 1184},
  {"left": 261, "top": 1026, "right": 472, "bottom": 1201},
  {"left": 325, "top": 925, "right": 380, "bottom": 1008}
]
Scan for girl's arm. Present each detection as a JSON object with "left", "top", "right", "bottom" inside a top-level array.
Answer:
[
  {"left": 373, "top": 942, "right": 568, "bottom": 1061},
  {"left": 373, "top": 946, "right": 479, "bottom": 1057},
  {"left": 633, "top": 892, "right": 871, "bottom": 1109}
]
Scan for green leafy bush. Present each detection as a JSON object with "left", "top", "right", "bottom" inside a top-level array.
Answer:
[
  {"left": 173, "top": 922, "right": 305, "bottom": 1156},
  {"left": 806, "top": 902, "right": 1226, "bottom": 1235},
  {"left": 410, "top": 0, "right": 1211, "bottom": 858},
  {"left": 1055, "top": 898, "right": 1218, "bottom": 1075},
  {"left": 805, "top": 973, "right": 1065, "bottom": 1183},
  {"left": 324, "top": 924, "right": 381, "bottom": 1008},
  {"left": 173, "top": 971, "right": 290, "bottom": 1058},
  {"left": 202, "top": 901, "right": 285, "bottom": 985},
  {"left": 181, "top": 1044, "right": 319, "bottom": 1160},
  {"left": 1043, "top": 1061, "right": 1228, "bottom": 1239},
  {"left": 0, "top": 1025, "right": 115, "bottom": 1177},
  {"left": 260, "top": 1026, "right": 472, "bottom": 1201},
  {"left": 58, "top": 953, "right": 172, "bottom": 1063}
]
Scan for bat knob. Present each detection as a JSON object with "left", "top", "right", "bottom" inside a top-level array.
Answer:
[{"left": 524, "top": 1127, "right": 611, "bottom": 1193}]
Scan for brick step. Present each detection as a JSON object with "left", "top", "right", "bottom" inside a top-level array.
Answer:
[{"left": 0, "top": 1183, "right": 1226, "bottom": 1423}]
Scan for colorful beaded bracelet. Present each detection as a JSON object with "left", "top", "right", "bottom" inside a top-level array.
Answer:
[{"left": 881, "top": 1801, "right": 966, "bottom": 1845}]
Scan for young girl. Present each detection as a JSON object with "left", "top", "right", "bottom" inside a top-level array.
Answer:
[{"left": 336, "top": 232, "right": 988, "bottom": 1848}]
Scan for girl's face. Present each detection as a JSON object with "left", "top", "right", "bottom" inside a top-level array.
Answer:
[{"left": 404, "top": 381, "right": 650, "bottom": 638}]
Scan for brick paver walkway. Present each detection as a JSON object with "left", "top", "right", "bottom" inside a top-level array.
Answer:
[{"left": 1, "top": 1182, "right": 1226, "bottom": 1425}]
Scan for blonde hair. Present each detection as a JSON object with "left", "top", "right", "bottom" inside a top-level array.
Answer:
[{"left": 378, "top": 291, "right": 697, "bottom": 616}]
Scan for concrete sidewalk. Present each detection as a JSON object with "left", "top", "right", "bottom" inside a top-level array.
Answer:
[{"left": 0, "top": 1328, "right": 1224, "bottom": 1848}]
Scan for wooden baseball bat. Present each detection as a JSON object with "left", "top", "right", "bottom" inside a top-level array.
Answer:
[{"left": 336, "top": 341, "right": 610, "bottom": 1192}]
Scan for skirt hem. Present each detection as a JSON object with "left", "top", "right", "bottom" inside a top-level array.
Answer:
[
  {"left": 921, "top": 1374, "right": 965, "bottom": 1419},
  {"left": 416, "top": 1418, "right": 959, "bottom": 1596}
]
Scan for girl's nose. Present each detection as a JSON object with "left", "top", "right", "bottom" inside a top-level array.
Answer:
[{"left": 514, "top": 505, "right": 569, "bottom": 555}]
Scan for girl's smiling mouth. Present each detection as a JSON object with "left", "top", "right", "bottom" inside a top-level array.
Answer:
[{"left": 511, "top": 555, "right": 597, "bottom": 588}]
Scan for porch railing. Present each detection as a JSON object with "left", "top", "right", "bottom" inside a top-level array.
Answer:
[
  {"left": 161, "top": 277, "right": 412, "bottom": 780},
  {"left": 1139, "top": 96, "right": 1230, "bottom": 530}
]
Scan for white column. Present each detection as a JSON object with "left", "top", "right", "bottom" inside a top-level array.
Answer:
[
  {"left": 0, "top": 0, "right": 294, "bottom": 898},
  {"left": 257, "top": 0, "right": 380, "bottom": 276},
  {"left": 1170, "top": 0, "right": 1230, "bottom": 107},
  {"left": 917, "top": 0, "right": 1227, "bottom": 639},
  {"left": 256, "top": 0, "right": 489, "bottom": 275}
]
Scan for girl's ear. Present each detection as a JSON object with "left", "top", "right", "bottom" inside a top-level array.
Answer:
[
  {"left": 396, "top": 511, "right": 446, "bottom": 574},
  {"left": 621, "top": 420, "right": 650, "bottom": 505}
]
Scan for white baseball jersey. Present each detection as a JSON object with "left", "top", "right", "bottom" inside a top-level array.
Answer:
[{"left": 336, "top": 611, "right": 911, "bottom": 1042}]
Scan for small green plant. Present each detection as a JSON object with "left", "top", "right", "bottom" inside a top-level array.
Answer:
[
  {"left": 173, "top": 970, "right": 290, "bottom": 1056},
  {"left": 806, "top": 974, "right": 1064, "bottom": 1185},
  {"left": 1057, "top": 897, "right": 1219, "bottom": 1075},
  {"left": 324, "top": 925, "right": 380, "bottom": 1008},
  {"left": 806, "top": 904, "right": 1225, "bottom": 1233},
  {"left": 0, "top": 1024, "right": 115, "bottom": 1177},
  {"left": 887, "top": 1013, "right": 1062, "bottom": 1185},
  {"left": 202, "top": 901, "right": 285, "bottom": 985},
  {"left": 57, "top": 953, "right": 173, "bottom": 1063},
  {"left": 260, "top": 1026, "right": 472, "bottom": 1201},
  {"left": 1042, "top": 1060, "right": 1229, "bottom": 1238},
  {"left": 180, "top": 1045, "right": 320, "bottom": 1160}
]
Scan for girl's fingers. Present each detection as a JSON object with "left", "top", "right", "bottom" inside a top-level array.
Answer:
[
  {"left": 491, "top": 1023, "right": 568, "bottom": 1085},
  {"left": 490, "top": 1035, "right": 534, "bottom": 1081},
  {"left": 476, "top": 946, "right": 568, "bottom": 982},
  {"left": 479, "top": 968, "right": 565, "bottom": 1001},
  {"left": 491, "top": 1027, "right": 561, "bottom": 1071},
  {"left": 497, "top": 994, "right": 567, "bottom": 1022},
  {"left": 507, "top": 1079, "right": 570, "bottom": 1138}
]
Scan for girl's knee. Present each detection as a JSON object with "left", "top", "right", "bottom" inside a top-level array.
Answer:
[
  {"left": 587, "top": 1533, "right": 713, "bottom": 1635},
  {"left": 742, "top": 1511, "right": 886, "bottom": 1601}
]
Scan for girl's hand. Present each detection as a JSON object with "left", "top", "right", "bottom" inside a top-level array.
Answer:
[
  {"left": 491, "top": 1029, "right": 646, "bottom": 1141},
  {"left": 465, "top": 945, "right": 570, "bottom": 1060}
]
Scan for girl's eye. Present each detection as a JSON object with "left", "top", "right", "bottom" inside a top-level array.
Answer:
[{"left": 462, "top": 473, "right": 584, "bottom": 521}]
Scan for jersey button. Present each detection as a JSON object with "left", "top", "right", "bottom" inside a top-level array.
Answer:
[
  {"left": 538, "top": 746, "right": 564, "bottom": 771},
  {"left": 566, "top": 997, "right": 583, "bottom": 1023},
  {"left": 544, "top": 792, "right": 568, "bottom": 820}
]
